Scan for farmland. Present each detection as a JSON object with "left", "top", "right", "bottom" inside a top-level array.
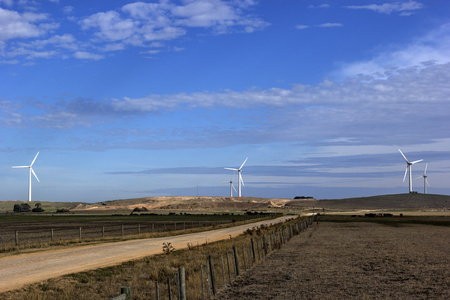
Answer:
[
  {"left": 218, "top": 215, "right": 450, "bottom": 299},
  {"left": 0, "top": 213, "right": 270, "bottom": 250}
]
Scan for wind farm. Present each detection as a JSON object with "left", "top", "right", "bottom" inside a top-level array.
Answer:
[{"left": 224, "top": 158, "right": 248, "bottom": 198}]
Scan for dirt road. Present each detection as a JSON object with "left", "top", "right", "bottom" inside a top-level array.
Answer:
[
  {"left": 217, "top": 221, "right": 450, "bottom": 299},
  {"left": 0, "top": 216, "right": 293, "bottom": 293}
]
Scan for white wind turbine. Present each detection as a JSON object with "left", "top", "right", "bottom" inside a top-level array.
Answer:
[
  {"left": 398, "top": 149, "right": 422, "bottom": 193},
  {"left": 417, "top": 163, "right": 430, "bottom": 194},
  {"left": 12, "top": 152, "right": 40, "bottom": 202},
  {"left": 222, "top": 172, "right": 237, "bottom": 197},
  {"left": 224, "top": 158, "right": 248, "bottom": 197}
]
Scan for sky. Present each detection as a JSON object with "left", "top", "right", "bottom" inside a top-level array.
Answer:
[{"left": 1, "top": 0, "right": 450, "bottom": 202}]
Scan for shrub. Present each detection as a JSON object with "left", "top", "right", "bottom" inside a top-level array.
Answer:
[{"left": 13, "top": 203, "right": 31, "bottom": 212}]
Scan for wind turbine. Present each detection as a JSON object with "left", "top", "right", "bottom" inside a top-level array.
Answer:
[
  {"left": 222, "top": 172, "right": 237, "bottom": 197},
  {"left": 416, "top": 163, "right": 430, "bottom": 194},
  {"left": 398, "top": 149, "right": 422, "bottom": 193},
  {"left": 12, "top": 152, "right": 40, "bottom": 202},
  {"left": 224, "top": 157, "right": 248, "bottom": 197}
]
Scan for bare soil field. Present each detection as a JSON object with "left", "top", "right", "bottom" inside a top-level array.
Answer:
[{"left": 218, "top": 220, "right": 450, "bottom": 299}]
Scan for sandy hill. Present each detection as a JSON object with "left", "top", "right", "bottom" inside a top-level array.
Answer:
[
  {"left": 68, "top": 193, "right": 450, "bottom": 212},
  {"left": 71, "top": 196, "right": 293, "bottom": 212}
]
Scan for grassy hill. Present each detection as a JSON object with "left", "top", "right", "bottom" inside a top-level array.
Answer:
[{"left": 287, "top": 193, "right": 450, "bottom": 210}]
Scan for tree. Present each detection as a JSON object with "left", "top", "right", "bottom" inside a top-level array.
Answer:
[
  {"left": 13, "top": 203, "right": 31, "bottom": 212},
  {"left": 32, "top": 203, "right": 44, "bottom": 213}
]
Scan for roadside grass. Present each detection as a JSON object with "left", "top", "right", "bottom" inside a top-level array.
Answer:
[
  {"left": 319, "top": 214, "right": 450, "bottom": 227},
  {"left": 0, "top": 216, "right": 305, "bottom": 300}
]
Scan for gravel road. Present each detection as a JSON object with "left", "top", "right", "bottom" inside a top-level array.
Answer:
[{"left": 0, "top": 216, "right": 293, "bottom": 293}]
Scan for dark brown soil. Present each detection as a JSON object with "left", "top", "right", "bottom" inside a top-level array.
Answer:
[{"left": 217, "top": 221, "right": 450, "bottom": 299}]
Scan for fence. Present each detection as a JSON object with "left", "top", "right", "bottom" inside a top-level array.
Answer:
[
  {"left": 111, "top": 215, "right": 316, "bottom": 300},
  {"left": 4, "top": 218, "right": 264, "bottom": 248}
]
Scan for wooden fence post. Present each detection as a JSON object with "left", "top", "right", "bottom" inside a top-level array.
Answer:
[
  {"left": 262, "top": 235, "right": 268, "bottom": 255},
  {"left": 208, "top": 255, "right": 217, "bottom": 295},
  {"left": 179, "top": 267, "right": 186, "bottom": 300},
  {"left": 251, "top": 238, "right": 256, "bottom": 261},
  {"left": 247, "top": 244, "right": 252, "bottom": 267},
  {"left": 102, "top": 226, "right": 105, "bottom": 238},
  {"left": 242, "top": 245, "right": 247, "bottom": 271},
  {"left": 155, "top": 281, "right": 159, "bottom": 300},
  {"left": 138, "top": 224, "right": 140, "bottom": 235},
  {"left": 232, "top": 246, "right": 240, "bottom": 276},
  {"left": 122, "top": 225, "right": 124, "bottom": 238},
  {"left": 79, "top": 227, "right": 82, "bottom": 240},
  {"left": 15, "top": 231, "right": 19, "bottom": 246},
  {"left": 51, "top": 229, "right": 53, "bottom": 242},
  {"left": 167, "top": 277, "right": 172, "bottom": 300},
  {"left": 226, "top": 252, "right": 232, "bottom": 284},
  {"left": 221, "top": 254, "right": 226, "bottom": 288},
  {"left": 206, "top": 260, "right": 212, "bottom": 299}
]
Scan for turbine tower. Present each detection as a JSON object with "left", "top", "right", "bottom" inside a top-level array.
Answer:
[
  {"left": 417, "top": 163, "right": 430, "bottom": 194},
  {"left": 12, "top": 152, "right": 40, "bottom": 202},
  {"left": 398, "top": 149, "right": 422, "bottom": 193},
  {"left": 222, "top": 172, "right": 237, "bottom": 197},
  {"left": 224, "top": 157, "right": 248, "bottom": 197}
]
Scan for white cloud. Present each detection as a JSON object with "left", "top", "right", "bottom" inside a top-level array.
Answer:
[
  {"left": 347, "top": 1, "right": 424, "bottom": 16},
  {"left": 309, "top": 4, "right": 330, "bottom": 9},
  {"left": 295, "top": 25, "right": 309, "bottom": 30},
  {"left": 74, "top": 51, "right": 104, "bottom": 60},
  {"left": 0, "top": 8, "right": 49, "bottom": 40},
  {"left": 80, "top": 11, "right": 137, "bottom": 42},
  {"left": 63, "top": 6, "right": 74, "bottom": 15},
  {"left": 318, "top": 23, "right": 343, "bottom": 28},
  {"left": 336, "top": 23, "right": 450, "bottom": 79}
]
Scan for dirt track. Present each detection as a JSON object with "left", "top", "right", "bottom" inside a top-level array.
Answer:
[
  {"left": 0, "top": 216, "right": 293, "bottom": 293},
  {"left": 217, "top": 221, "right": 450, "bottom": 299}
]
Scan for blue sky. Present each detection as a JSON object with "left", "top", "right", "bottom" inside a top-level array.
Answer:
[{"left": 1, "top": 0, "right": 450, "bottom": 202}]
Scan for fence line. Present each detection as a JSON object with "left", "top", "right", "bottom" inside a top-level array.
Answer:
[
  {"left": 6, "top": 216, "right": 272, "bottom": 248},
  {"left": 109, "top": 215, "right": 317, "bottom": 300}
]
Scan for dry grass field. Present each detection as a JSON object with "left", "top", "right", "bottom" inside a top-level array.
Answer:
[{"left": 218, "top": 217, "right": 450, "bottom": 299}]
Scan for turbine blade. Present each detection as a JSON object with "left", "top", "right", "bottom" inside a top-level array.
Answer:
[
  {"left": 31, "top": 168, "right": 40, "bottom": 182},
  {"left": 426, "top": 179, "right": 430, "bottom": 187},
  {"left": 12, "top": 166, "right": 28, "bottom": 168},
  {"left": 232, "top": 184, "right": 237, "bottom": 192},
  {"left": 398, "top": 149, "right": 409, "bottom": 163},
  {"left": 31, "top": 152, "right": 39, "bottom": 166},
  {"left": 239, "top": 157, "right": 248, "bottom": 170},
  {"left": 403, "top": 167, "right": 408, "bottom": 182},
  {"left": 224, "top": 168, "right": 238, "bottom": 171},
  {"left": 424, "top": 163, "right": 428, "bottom": 175},
  {"left": 240, "top": 173, "right": 245, "bottom": 186},
  {"left": 411, "top": 159, "right": 423, "bottom": 164}
]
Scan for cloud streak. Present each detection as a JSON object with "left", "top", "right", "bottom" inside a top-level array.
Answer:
[{"left": 346, "top": 1, "right": 424, "bottom": 16}]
